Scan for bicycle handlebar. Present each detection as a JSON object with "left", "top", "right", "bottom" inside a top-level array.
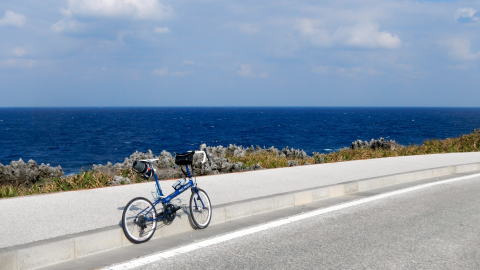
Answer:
[
  {"left": 195, "top": 151, "right": 207, "bottom": 164},
  {"left": 139, "top": 150, "right": 210, "bottom": 165},
  {"left": 139, "top": 158, "right": 159, "bottom": 163}
]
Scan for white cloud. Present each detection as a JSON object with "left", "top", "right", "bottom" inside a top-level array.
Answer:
[
  {"left": 153, "top": 67, "right": 187, "bottom": 76},
  {"left": 51, "top": 18, "right": 85, "bottom": 33},
  {"left": 237, "top": 64, "right": 268, "bottom": 78},
  {"left": 12, "top": 47, "right": 27, "bottom": 57},
  {"left": 237, "top": 64, "right": 253, "bottom": 77},
  {"left": 154, "top": 26, "right": 170, "bottom": 33},
  {"left": 0, "top": 10, "right": 26, "bottom": 27},
  {"left": 446, "top": 38, "right": 480, "bottom": 61},
  {"left": 296, "top": 19, "right": 401, "bottom": 49},
  {"left": 238, "top": 23, "right": 260, "bottom": 34},
  {"left": 65, "top": 0, "right": 172, "bottom": 20},
  {"left": 296, "top": 19, "right": 332, "bottom": 46},
  {"left": 0, "top": 58, "right": 35, "bottom": 69},
  {"left": 337, "top": 23, "right": 401, "bottom": 49},
  {"left": 455, "top": 8, "right": 479, "bottom": 23},
  {"left": 153, "top": 67, "right": 169, "bottom": 76},
  {"left": 312, "top": 65, "right": 381, "bottom": 77}
]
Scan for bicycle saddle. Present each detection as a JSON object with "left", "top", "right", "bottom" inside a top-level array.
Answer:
[{"left": 132, "top": 160, "right": 154, "bottom": 179}]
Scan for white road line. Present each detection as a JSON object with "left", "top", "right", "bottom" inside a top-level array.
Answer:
[{"left": 102, "top": 173, "right": 480, "bottom": 270}]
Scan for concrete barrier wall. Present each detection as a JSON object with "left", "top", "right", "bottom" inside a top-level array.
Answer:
[
  {"left": 1, "top": 160, "right": 480, "bottom": 270},
  {"left": 3, "top": 152, "right": 480, "bottom": 250}
]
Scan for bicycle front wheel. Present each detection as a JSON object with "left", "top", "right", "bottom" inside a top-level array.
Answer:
[
  {"left": 189, "top": 188, "right": 212, "bottom": 229},
  {"left": 122, "top": 197, "right": 157, "bottom": 244}
]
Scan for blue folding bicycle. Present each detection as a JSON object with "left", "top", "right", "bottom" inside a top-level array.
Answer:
[{"left": 121, "top": 150, "right": 212, "bottom": 244}]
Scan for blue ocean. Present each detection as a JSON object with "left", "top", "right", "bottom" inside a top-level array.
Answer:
[{"left": 1, "top": 107, "right": 480, "bottom": 173}]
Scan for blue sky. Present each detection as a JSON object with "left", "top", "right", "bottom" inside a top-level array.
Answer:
[{"left": 0, "top": 0, "right": 479, "bottom": 107}]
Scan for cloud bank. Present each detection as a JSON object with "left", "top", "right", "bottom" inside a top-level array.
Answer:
[
  {"left": 455, "top": 8, "right": 479, "bottom": 23},
  {"left": 237, "top": 64, "right": 268, "bottom": 78},
  {"left": 297, "top": 19, "right": 401, "bottom": 49},
  {"left": 64, "top": 0, "right": 172, "bottom": 20},
  {"left": 2, "top": 0, "right": 480, "bottom": 106},
  {"left": 446, "top": 38, "right": 480, "bottom": 61},
  {"left": 0, "top": 10, "right": 26, "bottom": 27}
]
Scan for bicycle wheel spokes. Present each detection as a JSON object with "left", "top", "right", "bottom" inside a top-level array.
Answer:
[
  {"left": 122, "top": 197, "right": 157, "bottom": 243},
  {"left": 189, "top": 188, "right": 212, "bottom": 229}
]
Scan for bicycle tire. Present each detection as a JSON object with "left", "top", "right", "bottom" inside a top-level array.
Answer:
[
  {"left": 122, "top": 197, "right": 157, "bottom": 244},
  {"left": 189, "top": 188, "right": 212, "bottom": 229}
]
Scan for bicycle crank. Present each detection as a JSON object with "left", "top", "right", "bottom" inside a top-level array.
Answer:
[{"left": 162, "top": 203, "right": 181, "bottom": 222}]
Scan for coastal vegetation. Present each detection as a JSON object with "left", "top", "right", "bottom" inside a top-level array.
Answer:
[{"left": 1, "top": 129, "right": 479, "bottom": 198}]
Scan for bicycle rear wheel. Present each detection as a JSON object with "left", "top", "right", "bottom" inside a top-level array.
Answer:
[
  {"left": 122, "top": 197, "right": 157, "bottom": 244},
  {"left": 189, "top": 188, "right": 212, "bottom": 229}
]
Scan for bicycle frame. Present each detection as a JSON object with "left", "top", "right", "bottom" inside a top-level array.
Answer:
[
  {"left": 152, "top": 165, "right": 197, "bottom": 206},
  {"left": 139, "top": 164, "right": 201, "bottom": 222}
]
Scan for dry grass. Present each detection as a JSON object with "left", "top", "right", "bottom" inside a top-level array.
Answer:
[
  {"left": 323, "top": 132, "right": 480, "bottom": 163},
  {"left": 228, "top": 151, "right": 315, "bottom": 168},
  {"left": 1, "top": 171, "right": 115, "bottom": 198}
]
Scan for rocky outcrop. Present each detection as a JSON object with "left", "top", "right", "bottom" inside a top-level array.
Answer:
[
  {"left": 282, "top": 147, "right": 308, "bottom": 159},
  {"left": 197, "top": 144, "right": 248, "bottom": 174},
  {"left": 89, "top": 144, "right": 313, "bottom": 180},
  {"left": 350, "top": 138, "right": 401, "bottom": 150},
  {"left": 1, "top": 138, "right": 406, "bottom": 186},
  {"left": 0, "top": 159, "right": 63, "bottom": 186},
  {"left": 92, "top": 150, "right": 184, "bottom": 180}
]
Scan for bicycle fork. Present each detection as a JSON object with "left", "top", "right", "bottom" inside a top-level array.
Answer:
[{"left": 193, "top": 191, "right": 207, "bottom": 211}]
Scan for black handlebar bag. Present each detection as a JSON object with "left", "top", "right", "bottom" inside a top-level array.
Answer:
[{"left": 175, "top": 152, "right": 195, "bottom": 165}]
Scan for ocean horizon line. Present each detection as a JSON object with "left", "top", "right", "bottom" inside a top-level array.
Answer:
[{"left": 1, "top": 106, "right": 480, "bottom": 109}]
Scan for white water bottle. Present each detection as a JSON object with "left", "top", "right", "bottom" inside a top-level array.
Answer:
[{"left": 172, "top": 179, "right": 186, "bottom": 190}]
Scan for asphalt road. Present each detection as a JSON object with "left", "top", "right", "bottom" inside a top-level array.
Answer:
[{"left": 140, "top": 176, "right": 480, "bottom": 270}]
